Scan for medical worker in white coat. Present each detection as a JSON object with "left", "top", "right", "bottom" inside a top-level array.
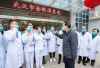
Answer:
[
  {"left": 47, "top": 27, "right": 57, "bottom": 63},
  {"left": 75, "top": 31, "right": 82, "bottom": 62},
  {"left": 42, "top": 27, "right": 48, "bottom": 64},
  {"left": 89, "top": 28, "right": 100, "bottom": 66},
  {"left": 77, "top": 26, "right": 92, "bottom": 65},
  {"left": 0, "top": 24, "right": 5, "bottom": 68},
  {"left": 4, "top": 20, "right": 23, "bottom": 68},
  {"left": 22, "top": 23, "right": 34, "bottom": 68},
  {"left": 34, "top": 27, "right": 44, "bottom": 68},
  {"left": 56, "top": 30, "right": 63, "bottom": 64}
]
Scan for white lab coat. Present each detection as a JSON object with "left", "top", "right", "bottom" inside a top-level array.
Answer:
[
  {"left": 22, "top": 32, "right": 34, "bottom": 68},
  {"left": 34, "top": 32, "right": 44, "bottom": 68},
  {"left": 0, "top": 33, "right": 5, "bottom": 68},
  {"left": 89, "top": 35, "right": 100, "bottom": 60},
  {"left": 78, "top": 32, "right": 92, "bottom": 57},
  {"left": 4, "top": 29, "right": 24, "bottom": 68},
  {"left": 76, "top": 31, "right": 82, "bottom": 56},
  {"left": 56, "top": 36, "right": 63, "bottom": 54},
  {"left": 43, "top": 32, "right": 49, "bottom": 56},
  {"left": 47, "top": 31, "right": 57, "bottom": 53}
]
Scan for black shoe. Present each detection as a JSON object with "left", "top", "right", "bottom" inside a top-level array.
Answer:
[
  {"left": 77, "top": 60, "right": 81, "bottom": 64},
  {"left": 83, "top": 63, "right": 87, "bottom": 66},
  {"left": 58, "top": 54, "right": 61, "bottom": 64},
  {"left": 58, "top": 61, "right": 61, "bottom": 64},
  {"left": 86, "top": 58, "right": 90, "bottom": 63},
  {"left": 91, "top": 62, "right": 95, "bottom": 66},
  {"left": 20, "top": 66, "right": 23, "bottom": 68}
]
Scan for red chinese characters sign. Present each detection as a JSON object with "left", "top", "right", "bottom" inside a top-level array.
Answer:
[{"left": 13, "top": 1, "right": 61, "bottom": 15}]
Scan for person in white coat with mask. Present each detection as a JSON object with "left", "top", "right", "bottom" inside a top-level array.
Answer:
[
  {"left": 22, "top": 22, "right": 34, "bottom": 68},
  {"left": 0, "top": 24, "right": 5, "bottom": 68},
  {"left": 47, "top": 26, "right": 57, "bottom": 63},
  {"left": 34, "top": 26, "right": 44, "bottom": 68},
  {"left": 89, "top": 28, "right": 100, "bottom": 66},
  {"left": 42, "top": 27, "right": 48, "bottom": 65},
  {"left": 77, "top": 26, "right": 92, "bottom": 65},
  {"left": 4, "top": 20, "right": 23, "bottom": 68},
  {"left": 56, "top": 30, "right": 63, "bottom": 64},
  {"left": 75, "top": 31, "right": 82, "bottom": 61}
]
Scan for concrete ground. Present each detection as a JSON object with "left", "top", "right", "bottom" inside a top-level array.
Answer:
[
  {"left": 22, "top": 54, "right": 100, "bottom": 68},
  {"left": 44, "top": 54, "right": 100, "bottom": 68},
  {"left": 44, "top": 61, "right": 100, "bottom": 68}
]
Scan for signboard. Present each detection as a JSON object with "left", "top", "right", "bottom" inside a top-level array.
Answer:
[
  {"left": 0, "top": 0, "right": 70, "bottom": 21},
  {"left": 12, "top": 1, "right": 62, "bottom": 15}
]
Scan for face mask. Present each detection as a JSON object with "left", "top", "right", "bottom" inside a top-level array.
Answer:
[
  {"left": 43, "top": 28, "right": 46, "bottom": 33},
  {"left": 27, "top": 26, "right": 33, "bottom": 32},
  {"left": 51, "top": 27, "right": 54, "bottom": 31},
  {"left": 82, "top": 28, "right": 86, "bottom": 35},
  {"left": 92, "top": 32, "right": 97, "bottom": 39},
  {"left": 16, "top": 24, "right": 19, "bottom": 30},
  {"left": 0, "top": 25, "right": 3, "bottom": 32},
  {"left": 59, "top": 30, "right": 63, "bottom": 35},
  {"left": 38, "top": 27, "right": 41, "bottom": 33}
]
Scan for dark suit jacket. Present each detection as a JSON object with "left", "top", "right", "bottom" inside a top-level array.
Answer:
[{"left": 56, "top": 31, "right": 78, "bottom": 60}]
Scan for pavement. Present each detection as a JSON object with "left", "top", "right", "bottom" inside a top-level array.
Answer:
[
  {"left": 44, "top": 62, "right": 100, "bottom": 68},
  {"left": 22, "top": 54, "right": 100, "bottom": 68},
  {"left": 44, "top": 54, "right": 100, "bottom": 68}
]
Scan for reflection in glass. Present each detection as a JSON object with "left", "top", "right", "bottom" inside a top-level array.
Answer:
[
  {"left": 33, "top": 0, "right": 54, "bottom": 6},
  {"left": 22, "top": 0, "right": 33, "bottom": 2}
]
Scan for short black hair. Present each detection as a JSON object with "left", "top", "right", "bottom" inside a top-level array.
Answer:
[
  {"left": 64, "top": 22, "right": 71, "bottom": 28},
  {"left": 97, "top": 29, "right": 99, "bottom": 33},
  {"left": 92, "top": 28, "right": 99, "bottom": 33},
  {"left": 8, "top": 19, "right": 17, "bottom": 30}
]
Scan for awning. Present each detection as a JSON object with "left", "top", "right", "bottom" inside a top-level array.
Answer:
[{"left": 0, "top": 15, "right": 64, "bottom": 23}]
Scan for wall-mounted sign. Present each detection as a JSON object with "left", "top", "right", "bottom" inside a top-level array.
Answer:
[
  {"left": 0, "top": 0, "right": 70, "bottom": 22},
  {"left": 13, "top": 1, "right": 62, "bottom": 15}
]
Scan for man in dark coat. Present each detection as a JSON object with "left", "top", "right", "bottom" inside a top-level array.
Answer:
[{"left": 56, "top": 23, "right": 78, "bottom": 68}]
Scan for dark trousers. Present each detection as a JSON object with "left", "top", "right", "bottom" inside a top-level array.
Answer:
[
  {"left": 64, "top": 57, "right": 75, "bottom": 68},
  {"left": 82, "top": 57, "right": 87, "bottom": 65},
  {"left": 77, "top": 56, "right": 82, "bottom": 64},
  {"left": 78, "top": 56, "right": 89, "bottom": 65},
  {"left": 20, "top": 67, "right": 23, "bottom": 68},
  {"left": 42, "top": 56, "right": 46, "bottom": 64},
  {"left": 58, "top": 54, "right": 62, "bottom": 64},
  {"left": 49, "top": 52, "right": 55, "bottom": 58},
  {"left": 86, "top": 57, "right": 90, "bottom": 63},
  {"left": 90, "top": 60, "right": 95, "bottom": 66}
]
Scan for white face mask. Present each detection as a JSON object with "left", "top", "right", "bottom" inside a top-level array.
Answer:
[
  {"left": 51, "top": 27, "right": 54, "bottom": 31},
  {"left": 43, "top": 28, "right": 46, "bottom": 32},
  {"left": 82, "top": 26, "right": 86, "bottom": 32},
  {"left": 38, "top": 27, "right": 41, "bottom": 33},
  {"left": 59, "top": 30, "right": 63, "bottom": 35},
  {"left": 62, "top": 27, "right": 64, "bottom": 31}
]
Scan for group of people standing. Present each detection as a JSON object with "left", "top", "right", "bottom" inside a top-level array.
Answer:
[
  {"left": 55, "top": 23, "right": 100, "bottom": 68},
  {"left": 0, "top": 19, "right": 100, "bottom": 68},
  {"left": 77, "top": 26, "right": 100, "bottom": 67},
  {"left": 0, "top": 20, "right": 63, "bottom": 68}
]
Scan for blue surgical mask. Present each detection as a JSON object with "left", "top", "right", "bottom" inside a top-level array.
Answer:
[
  {"left": 14, "top": 25, "right": 19, "bottom": 32},
  {"left": 92, "top": 32, "right": 97, "bottom": 39},
  {"left": 0, "top": 25, "right": 3, "bottom": 32},
  {"left": 27, "top": 26, "right": 33, "bottom": 32},
  {"left": 81, "top": 28, "right": 86, "bottom": 35}
]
